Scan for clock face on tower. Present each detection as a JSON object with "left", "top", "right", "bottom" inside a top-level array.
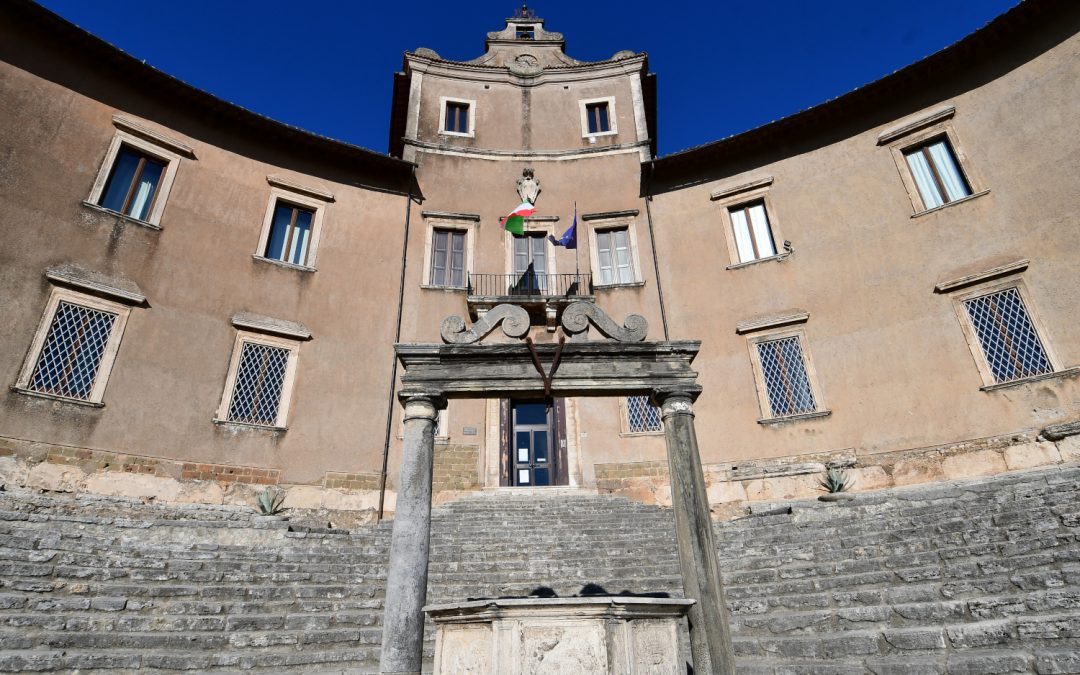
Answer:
[{"left": 510, "top": 53, "right": 542, "bottom": 76}]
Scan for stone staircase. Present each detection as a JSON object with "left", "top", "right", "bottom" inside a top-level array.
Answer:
[
  {"left": 0, "top": 465, "right": 1077, "bottom": 672},
  {"left": 719, "top": 465, "right": 1080, "bottom": 674}
]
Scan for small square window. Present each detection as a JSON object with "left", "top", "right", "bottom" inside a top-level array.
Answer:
[
  {"left": 903, "top": 138, "right": 972, "bottom": 210},
  {"left": 216, "top": 333, "right": 300, "bottom": 429},
  {"left": 264, "top": 201, "right": 315, "bottom": 267},
  {"left": 595, "top": 227, "right": 634, "bottom": 285},
  {"left": 430, "top": 228, "right": 467, "bottom": 288},
  {"left": 625, "top": 396, "right": 662, "bottom": 433},
  {"left": 579, "top": 97, "right": 617, "bottom": 138},
  {"left": 14, "top": 288, "right": 133, "bottom": 405},
  {"left": 98, "top": 145, "right": 167, "bottom": 221},
  {"left": 516, "top": 25, "right": 535, "bottom": 39},
  {"left": 728, "top": 201, "right": 777, "bottom": 264},
  {"left": 445, "top": 102, "right": 470, "bottom": 134},
  {"left": 586, "top": 102, "right": 610, "bottom": 134},
  {"left": 962, "top": 287, "right": 1053, "bottom": 385}
]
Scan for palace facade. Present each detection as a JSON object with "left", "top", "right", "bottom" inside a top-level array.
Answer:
[{"left": 0, "top": 1, "right": 1077, "bottom": 521}]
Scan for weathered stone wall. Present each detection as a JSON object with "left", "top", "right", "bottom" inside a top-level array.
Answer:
[
  {"left": 432, "top": 444, "right": 482, "bottom": 495},
  {"left": 0, "top": 435, "right": 391, "bottom": 526},
  {"left": 595, "top": 424, "right": 1080, "bottom": 520}
]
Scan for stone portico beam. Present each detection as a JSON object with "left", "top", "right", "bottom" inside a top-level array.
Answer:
[
  {"left": 655, "top": 389, "right": 736, "bottom": 675},
  {"left": 379, "top": 393, "right": 445, "bottom": 675}
]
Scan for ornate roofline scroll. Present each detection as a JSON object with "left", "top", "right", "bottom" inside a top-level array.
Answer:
[
  {"left": 561, "top": 302, "right": 647, "bottom": 342},
  {"left": 441, "top": 304, "right": 530, "bottom": 344}
]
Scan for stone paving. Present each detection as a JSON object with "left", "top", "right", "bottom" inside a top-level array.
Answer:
[{"left": 0, "top": 464, "right": 1077, "bottom": 672}]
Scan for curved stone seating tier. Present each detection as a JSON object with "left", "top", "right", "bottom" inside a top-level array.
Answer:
[{"left": 0, "top": 464, "right": 1077, "bottom": 672}]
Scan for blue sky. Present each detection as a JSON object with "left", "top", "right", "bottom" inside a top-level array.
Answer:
[{"left": 38, "top": 0, "right": 1018, "bottom": 157}]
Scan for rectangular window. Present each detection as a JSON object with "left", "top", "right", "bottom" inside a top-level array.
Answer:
[
  {"left": 98, "top": 145, "right": 167, "bottom": 221},
  {"left": 430, "top": 228, "right": 466, "bottom": 287},
  {"left": 626, "top": 396, "right": 662, "bottom": 433},
  {"left": 27, "top": 302, "right": 118, "bottom": 401},
  {"left": 586, "top": 102, "right": 610, "bottom": 134},
  {"left": 512, "top": 233, "right": 548, "bottom": 294},
  {"left": 445, "top": 102, "right": 470, "bottom": 134},
  {"left": 756, "top": 336, "right": 817, "bottom": 418},
  {"left": 903, "top": 138, "right": 972, "bottom": 210},
  {"left": 595, "top": 227, "right": 634, "bottom": 285},
  {"left": 963, "top": 287, "right": 1053, "bottom": 384},
  {"left": 516, "top": 25, "right": 535, "bottom": 39},
  {"left": 225, "top": 340, "right": 293, "bottom": 427},
  {"left": 15, "top": 288, "right": 134, "bottom": 405},
  {"left": 264, "top": 201, "right": 315, "bottom": 266},
  {"left": 728, "top": 201, "right": 777, "bottom": 264}
]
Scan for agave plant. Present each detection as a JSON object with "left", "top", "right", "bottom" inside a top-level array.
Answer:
[
  {"left": 255, "top": 488, "right": 287, "bottom": 516},
  {"left": 818, "top": 467, "right": 854, "bottom": 493}
]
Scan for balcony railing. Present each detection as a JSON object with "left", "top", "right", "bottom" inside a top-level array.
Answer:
[{"left": 468, "top": 273, "right": 592, "bottom": 298}]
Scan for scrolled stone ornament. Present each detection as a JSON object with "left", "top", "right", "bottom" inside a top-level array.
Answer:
[
  {"left": 560, "top": 301, "right": 648, "bottom": 342},
  {"left": 440, "top": 304, "right": 531, "bottom": 344}
]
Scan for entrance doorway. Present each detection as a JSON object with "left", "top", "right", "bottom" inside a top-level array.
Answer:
[{"left": 502, "top": 398, "right": 569, "bottom": 486}]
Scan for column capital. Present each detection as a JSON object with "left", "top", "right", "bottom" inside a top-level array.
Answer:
[
  {"left": 399, "top": 392, "right": 447, "bottom": 421},
  {"left": 650, "top": 386, "right": 701, "bottom": 416}
]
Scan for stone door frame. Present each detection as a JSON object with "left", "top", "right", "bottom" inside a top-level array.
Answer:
[{"left": 379, "top": 335, "right": 735, "bottom": 675}]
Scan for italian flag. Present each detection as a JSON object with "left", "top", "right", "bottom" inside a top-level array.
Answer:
[{"left": 500, "top": 201, "right": 536, "bottom": 235}]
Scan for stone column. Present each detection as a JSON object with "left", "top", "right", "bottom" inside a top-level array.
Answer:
[
  {"left": 655, "top": 390, "right": 735, "bottom": 675},
  {"left": 380, "top": 393, "right": 445, "bottom": 675}
]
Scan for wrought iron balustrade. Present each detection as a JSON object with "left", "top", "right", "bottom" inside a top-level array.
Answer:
[{"left": 468, "top": 273, "right": 592, "bottom": 298}]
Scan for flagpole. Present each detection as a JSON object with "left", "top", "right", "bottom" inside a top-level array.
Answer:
[{"left": 574, "top": 202, "right": 580, "bottom": 288}]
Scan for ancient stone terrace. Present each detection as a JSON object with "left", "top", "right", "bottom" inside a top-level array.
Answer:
[{"left": 0, "top": 464, "right": 1078, "bottom": 672}]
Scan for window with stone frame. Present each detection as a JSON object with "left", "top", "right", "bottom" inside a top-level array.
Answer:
[
  {"left": 438, "top": 97, "right": 476, "bottom": 138},
  {"left": 961, "top": 286, "right": 1053, "bottom": 385},
  {"left": 741, "top": 321, "right": 829, "bottom": 424},
  {"left": 14, "top": 287, "right": 133, "bottom": 405},
  {"left": 254, "top": 179, "right": 332, "bottom": 272},
  {"left": 579, "top": 97, "right": 617, "bottom": 138},
  {"left": 727, "top": 200, "right": 777, "bottom": 264},
  {"left": 429, "top": 228, "right": 467, "bottom": 288},
  {"left": 216, "top": 332, "right": 301, "bottom": 429},
  {"left": 878, "top": 106, "right": 985, "bottom": 215},
  {"left": 86, "top": 118, "right": 190, "bottom": 228},
  {"left": 97, "top": 145, "right": 167, "bottom": 221},
  {"left": 902, "top": 137, "right": 972, "bottom": 210},
  {"left": 595, "top": 227, "right": 635, "bottom": 285}
]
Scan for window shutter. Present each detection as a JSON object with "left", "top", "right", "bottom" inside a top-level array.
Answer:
[
  {"left": 449, "top": 231, "right": 465, "bottom": 287},
  {"left": 596, "top": 230, "right": 614, "bottom": 285}
]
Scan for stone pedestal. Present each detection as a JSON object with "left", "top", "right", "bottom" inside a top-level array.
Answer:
[{"left": 424, "top": 597, "right": 694, "bottom": 675}]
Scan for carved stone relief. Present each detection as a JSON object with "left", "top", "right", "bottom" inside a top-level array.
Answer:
[
  {"left": 516, "top": 167, "right": 541, "bottom": 204},
  {"left": 441, "top": 304, "right": 530, "bottom": 344},
  {"left": 561, "top": 301, "right": 648, "bottom": 342}
]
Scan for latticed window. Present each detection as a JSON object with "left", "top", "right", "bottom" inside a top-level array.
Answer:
[
  {"left": 28, "top": 302, "right": 117, "bottom": 401},
  {"left": 963, "top": 288, "right": 1052, "bottom": 384},
  {"left": 626, "top": 395, "right": 662, "bottom": 433},
  {"left": 756, "top": 336, "right": 816, "bottom": 417},
  {"left": 226, "top": 342, "right": 292, "bottom": 426}
]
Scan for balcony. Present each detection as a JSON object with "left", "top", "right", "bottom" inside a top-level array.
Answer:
[{"left": 467, "top": 273, "right": 594, "bottom": 329}]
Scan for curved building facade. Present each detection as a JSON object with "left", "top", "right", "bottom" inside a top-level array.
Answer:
[{"left": 0, "top": 1, "right": 1077, "bottom": 521}]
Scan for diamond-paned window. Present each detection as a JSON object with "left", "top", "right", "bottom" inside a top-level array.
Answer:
[
  {"left": 28, "top": 301, "right": 117, "bottom": 401},
  {"left": 626, "top": 395, "right": 662, "bottom": 433},
  {"left": 963, "top": 288, "right": 1052, "bottom": 384},
  {"left": 757, "top": 336, "right": 816, "bottom": 417},
  {"left": 227, "top": 342, "right": 291, "bottom": 426}
]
